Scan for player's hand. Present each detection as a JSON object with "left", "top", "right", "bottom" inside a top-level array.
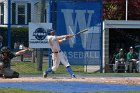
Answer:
[
  {"left": 25, "top": 47, "right": 33, "bottom": 52},
  {"left": 120, "top": 58, "right": 125, "bottom": 62},
  {"left": 66, "top": 35, "right": 73, "bottom": 39},
  {"left": 131, "top": 59, "right": 137, "bottom": 62},
  {"left": 28, "top": 48, "right": 34, "bottom": 51}
]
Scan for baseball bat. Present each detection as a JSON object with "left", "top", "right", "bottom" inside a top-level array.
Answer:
[{"left": 72, "top": 28, "right": 88, "bottom": 36}]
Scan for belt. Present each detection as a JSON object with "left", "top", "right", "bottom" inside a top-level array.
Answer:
[{"left": 52, "top": 50, "right": 61, "bottom": 53}]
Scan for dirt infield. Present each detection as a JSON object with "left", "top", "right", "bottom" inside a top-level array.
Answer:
[{"left": 0, "top": 76, "right": 140, "bottom": 85}]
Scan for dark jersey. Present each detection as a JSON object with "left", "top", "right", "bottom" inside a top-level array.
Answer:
[
  {"left": 127, "top": 52, "right": 138, "bottom": 61},
  {"left": 0, "top": 52, "right": 16, "bottom": 68}
]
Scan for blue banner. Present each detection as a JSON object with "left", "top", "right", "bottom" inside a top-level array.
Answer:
[{"left": 56, "top": 0, "right": 102, "bottom": 65}]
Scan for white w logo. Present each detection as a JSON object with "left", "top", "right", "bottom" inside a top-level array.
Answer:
[{"left": 61, "top": 9, "right": 96, "bottom": 48}]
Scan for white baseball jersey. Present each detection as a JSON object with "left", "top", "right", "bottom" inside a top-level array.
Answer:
[
  {"left": 47, "top": 36, "right": 60, "bottom": 52},
  {"left": 47, "top": 35, "right": 70, "bottom": 71}
]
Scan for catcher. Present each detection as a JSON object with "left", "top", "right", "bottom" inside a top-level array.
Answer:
[
  {"left": 43, "top": 29, "right": 76, "bottom": 78},
  {"left": 0, "top": 46, "right": 30, "bottom": 78}
]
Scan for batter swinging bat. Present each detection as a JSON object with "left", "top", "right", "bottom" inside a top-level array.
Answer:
[{"left": 72, "top": 28, "right": 88, "bottom": 36}]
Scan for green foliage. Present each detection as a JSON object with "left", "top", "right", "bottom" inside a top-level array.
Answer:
[
  {"left": 128, "top": 0, "right": 140, "bottom": 20},
  {"left": 103, "top": 0, "right": 125, "bottom": 20},
  {"left": 11, "top": 27, "right": 28, "bottom": 47},
  {"left": 103, "top": 0, "right": 140, "bottom": 20},
  {"left": 0, "top": 27, "right": 28, "bottom": 48},
  {"left": 0, "top": 27, "right": 8, "bottom": 46}
]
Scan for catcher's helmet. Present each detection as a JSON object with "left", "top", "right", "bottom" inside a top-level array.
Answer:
[{"left": 1, "top": 46, "right": 10, "bottom": 53}]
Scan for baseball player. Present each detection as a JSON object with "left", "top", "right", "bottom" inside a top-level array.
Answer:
[
  {"left": 126, "top": 46, "right": 139, "bottom": 72},
  {"left": 0, "top": 46, "right": 31, "bottom": 78},
  {"left": 43, "top": 29, "right": 76, "bottom": 78},
  {"left": 114, "top": 48, "right": 127, "bottom": 72}
]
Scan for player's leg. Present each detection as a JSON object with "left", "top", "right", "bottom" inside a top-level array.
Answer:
[
  {"left": 43, "top": 53, "right": 60, "bottom": 78},
  {"left": 66, "top": 66, "right": 76, "bottom": 78},
  {"left": 125, "top": 61, "right": 129, "bottom": 73},
  {"left": 60, "top": 52, "right": 76, "bottom": 78},
  {"left": 43, "top": 68, "right": 52, "bottom": 78},
  {"left": 0, "top": 62, "right": 4, "bottom": 77},
  {"left": 129, "top": 62, "right": 133, "bottom": 73},
  {"left": 136, "top": 61, "right": 139, "bottom": 72},
  {"left": 114, "top": 61, "right": 119, "bottom": 72}
]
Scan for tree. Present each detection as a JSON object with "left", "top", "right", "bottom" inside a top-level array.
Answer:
[
  {"left": 103, "top": 0, "right": 125, "bottom": 20},
  {"left": 128, "top": 0, "right": 140, "bottom": 20},
  {"left": 103, "top": 0, "right": 140, "bottom": 20}
]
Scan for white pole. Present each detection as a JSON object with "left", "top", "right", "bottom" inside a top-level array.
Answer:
[{"left": 126, "top": 0, "right": 128, "bottom": 21}]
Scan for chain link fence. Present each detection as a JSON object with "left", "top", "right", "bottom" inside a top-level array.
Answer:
[
  {"left": 1, "top": 0, "right": 140, "bottom": 76},
  {"left": 0, "top": 0, "right": 103, "bottom": 76},
  {"left": 0, "top": 0, "right": 96, "bottom": 75}
]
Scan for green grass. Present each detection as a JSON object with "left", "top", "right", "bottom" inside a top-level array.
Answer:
[
  {"left": 2, "top": 62, "right": 140, "bottom": 93},
  {"left": 0, "top": 89, "right": 140, "bottom": 93},
  {"left": 11, "top": 61, "right": 84, "bottom": 75},
  {"left": 11, "top": 61, "right": 140, "bottom": 77},
  {"left": 11, "top": 62, "right": 44, "bottom": 74},
  {"left": 90, "top": 91, "right": 140, "bottom": 93},
  {"left": 0, "top": 89, "right": 55, "bottom": 93}
]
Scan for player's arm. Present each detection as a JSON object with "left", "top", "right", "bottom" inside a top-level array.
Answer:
[
  {"left": 127, "top": 53, "right": 132, "bottom": 62},
  {"left": 56, "top": 35, "right": 67, "bottom": 44},
  {"left": 57, "top": 35, "right": 73, "bottom": 44},
  {"left": 115, "top": 54, "right": 119, "bottom": 61},
  {"left": 57, "top": 35, "right": 73, "bottom": 40},
  {"left": 56, "top": 35, "right": 67, "bottom": 40},
  {"left": 15, "top": 48, "right": 29, "bottom": 56}
]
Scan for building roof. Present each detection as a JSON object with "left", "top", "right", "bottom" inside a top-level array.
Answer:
[{"left": 103, "top": 20, "right": 140, "bottom": 29}]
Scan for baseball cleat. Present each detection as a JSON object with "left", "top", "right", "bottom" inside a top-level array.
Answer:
[
  {"left": 72, "top": 74, "right": 76, "bottom": 78},
  {"left": 43, "top": 72, "right": 47, "bottom": 78}
]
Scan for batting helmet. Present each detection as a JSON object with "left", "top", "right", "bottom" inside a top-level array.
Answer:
[{"left": 47, "top": 29, "right": 55, "bottom": 35}]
